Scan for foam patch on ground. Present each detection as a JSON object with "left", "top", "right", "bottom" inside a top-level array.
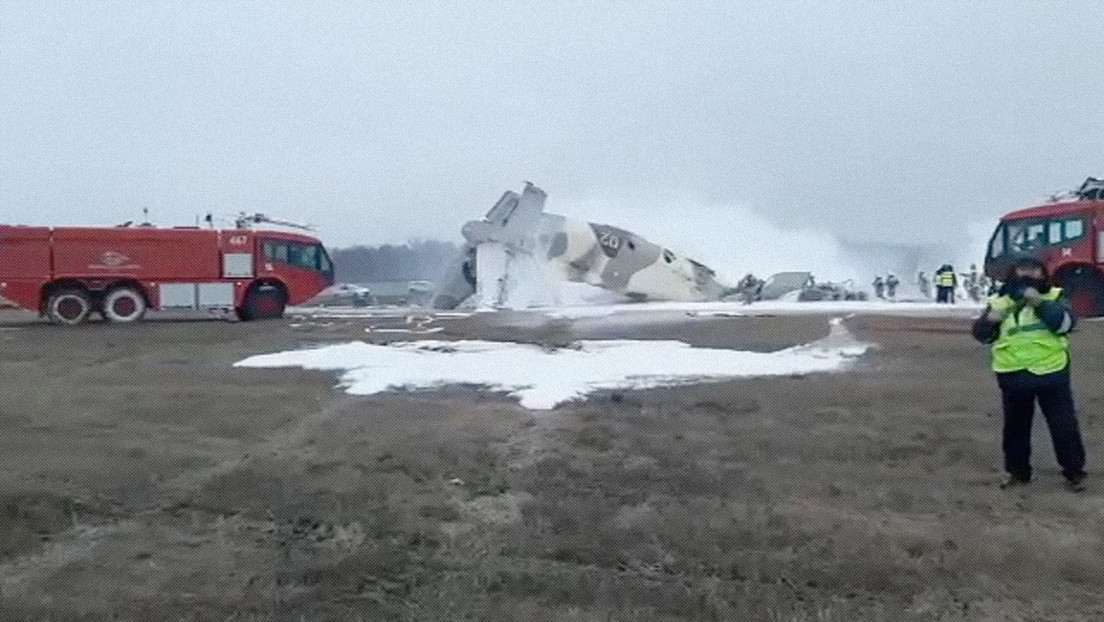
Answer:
[{"left": 234, "top": 320, "right": 871, "bottom": 410}]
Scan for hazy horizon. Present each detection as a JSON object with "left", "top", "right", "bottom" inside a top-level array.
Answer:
[{"left": 3, "top": 2, "right": 1101, "bottom": 269}]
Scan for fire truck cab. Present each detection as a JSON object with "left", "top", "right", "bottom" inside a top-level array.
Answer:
[
  {"left": 0, "top": 216, "right": 334, "bottom": 325},
  {"left": 984, "top": 177, "right": 1104, "bottom": 317}
]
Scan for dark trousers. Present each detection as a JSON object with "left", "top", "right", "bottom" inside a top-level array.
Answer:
[
  {"left": 997, "top": 368, "right": 1087, "bottom": 481},
  {"left": 936, "top": 286, "right": 954, "bottom": 303}
]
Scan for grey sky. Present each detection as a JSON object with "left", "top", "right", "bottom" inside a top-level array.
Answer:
[{"left": 2, "top": 1, "right": 1102, "bottom": 251}]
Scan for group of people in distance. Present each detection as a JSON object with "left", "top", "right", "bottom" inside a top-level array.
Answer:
[
  {"left": 743, "top": 262, "right": 1001, "bottom": 304},
  {"left": 877, "top": 263, "right": 994, "bottom": 303},
  {"left": 871, "top": 273, "right": 900, "bottom": 300}
]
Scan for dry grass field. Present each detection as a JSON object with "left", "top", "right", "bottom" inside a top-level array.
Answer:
[{"left": 0, "top": 309, "right": 1101, "bottom": 621}]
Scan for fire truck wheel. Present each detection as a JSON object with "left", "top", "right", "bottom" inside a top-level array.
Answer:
[
  {"left": 102, "top": 287, "right": 148, "bottom": 323},
  {"left": 243, "top": 286, "right": 286, "bottom": 321},
  {"left": 46, "top": 288, "right": 92, "bottom": 326}
]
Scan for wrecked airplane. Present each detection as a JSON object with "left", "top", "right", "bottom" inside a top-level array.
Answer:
[{"left": 430, "top": 183, "right": 731, "bottom": 309}]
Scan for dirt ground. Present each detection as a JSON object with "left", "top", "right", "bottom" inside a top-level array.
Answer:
[{"left": 0, "top": 307, "right": 1102, "bottom": 621}]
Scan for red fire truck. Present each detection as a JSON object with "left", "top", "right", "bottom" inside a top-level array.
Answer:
[
  {"left": 0, "top": 214, "right": 335, "bottom": 325},
  {"left": 984, "top": 177, "right": 1104, "bottom": 317}
]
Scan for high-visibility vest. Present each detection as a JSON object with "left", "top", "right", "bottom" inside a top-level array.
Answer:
[
  {"left": 936, "top": 271, "right": 955, "bottom": 287},
  {"left": 988, "top": 288, "right": 1069, "bottom": 375}
]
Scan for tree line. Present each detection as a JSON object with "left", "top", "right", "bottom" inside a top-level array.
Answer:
[{"left": 331, "top": 239, "right": 458, "bottom": 283}]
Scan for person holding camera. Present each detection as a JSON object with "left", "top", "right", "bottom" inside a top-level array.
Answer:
[{"left": 971, "top": 254, "right": 1087, "bottom": 492}]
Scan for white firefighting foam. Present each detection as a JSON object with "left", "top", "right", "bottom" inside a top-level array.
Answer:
[
  {"left": 554, "top": 194, "right": 867, "bottom": 285},
  {"left": 234, "top": 319, "right": 870, "bottom": 410},
  {"left": 551, "top": 194, "right": 991, "bottom": 295}
]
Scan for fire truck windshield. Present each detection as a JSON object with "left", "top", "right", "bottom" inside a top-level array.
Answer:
[
  {"left": 1008, "top": 221, "right": 1048, "bottom": 253},
  {"left": 263, "top": 240, "right": 332, "bottom": 273},
  {"left": 989, "top": 216, "right": 1088, "bottom": 259}
]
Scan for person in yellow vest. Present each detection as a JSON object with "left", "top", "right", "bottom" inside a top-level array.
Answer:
[
  {"left": 972, "top": 255, "right": 1086, "bottom": 491},
  {"left": 935, "top": 264, "right": 957, "bottom": 303}
]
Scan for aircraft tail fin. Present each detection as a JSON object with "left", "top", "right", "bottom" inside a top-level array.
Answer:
[
  {"left": 432, "top": 183, "right": 549, "bottom": 309},
  {"left": 463, "top": 182, "right": 547, "bottom": 248},
  {"left": 484, "top": 191, "right": 520, "bottom": 224}
]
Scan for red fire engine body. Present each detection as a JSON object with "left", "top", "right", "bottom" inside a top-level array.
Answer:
[
  {"left": 984, "top": 177, "right": 1104, "bottom": 318},
  {"left": 0, "top": 224, "right": 334, "bottom": 325}
]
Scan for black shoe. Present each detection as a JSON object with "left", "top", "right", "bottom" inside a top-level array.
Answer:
[
  {"left": 999, "top": 475, "right": 1031, "bottom": 490},
  {"left": 1065, "top": 477, "right": 1087, "bottom": 493}
]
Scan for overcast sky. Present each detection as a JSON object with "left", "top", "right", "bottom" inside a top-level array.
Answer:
[{"left": 2, "top": 1, "right": 1102, "bottom": 252}]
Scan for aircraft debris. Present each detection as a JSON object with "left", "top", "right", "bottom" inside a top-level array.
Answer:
[{"left": 430, "top": 183, "right": 732, "bottom": 309}]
